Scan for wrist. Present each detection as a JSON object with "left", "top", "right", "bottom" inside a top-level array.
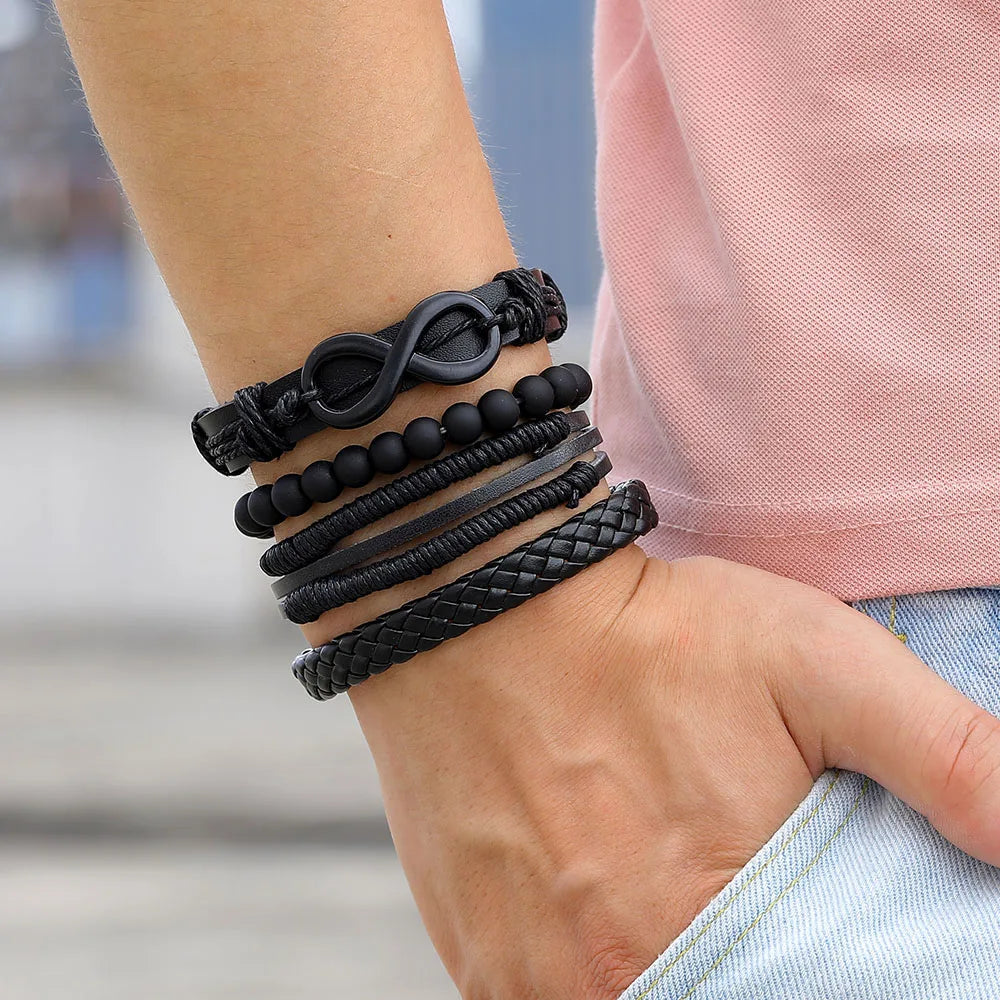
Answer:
[
  {"left": 348, "top": 540, "right": 649, "bottom": 748},
  {"left": 258, "top": 337, "right": 573, "bottom": 645}
]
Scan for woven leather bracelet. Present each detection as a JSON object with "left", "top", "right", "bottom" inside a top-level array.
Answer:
[
  {"left": 193, "top": 267, "right": 567, "bottom": 475},
  {"left": 278, "top": 453, "right": 611, "bottom": 623},
  {"left": 270, "top": 421, "right": 603, "bottom": 596},
  {"left": 292, "top": 479, "right": 657, "bottom": 700},
  {"left": 261, "top": 410, "right": 589, "bottom": 578}
]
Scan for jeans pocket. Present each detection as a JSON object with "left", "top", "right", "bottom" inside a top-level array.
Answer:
[{"left": 617, "top": 769, "right": 868, "bottom": 1000}]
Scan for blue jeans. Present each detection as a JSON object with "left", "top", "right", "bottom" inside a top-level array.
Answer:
[{"left": 619, "top": 587, "right": 1000, "bottom": 999}]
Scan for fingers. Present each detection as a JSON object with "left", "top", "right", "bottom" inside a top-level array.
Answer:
[{"left": 779, "top": 602, "right": 1000, "bottom": 866}]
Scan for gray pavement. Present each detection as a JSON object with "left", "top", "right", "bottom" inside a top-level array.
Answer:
[
  {"left": 0, "top": 640, "right": 458, "bottom": 1000},
  {"left": 0, "top": 842, "right": 455, "bottom": 1000}
]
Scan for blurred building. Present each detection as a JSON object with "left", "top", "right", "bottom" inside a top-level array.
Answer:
[
  {"left": 0, "top": 0, "right": 132, "bottom": 365},
  {"left": 473, "top": 1, "right": 601, "bottom": 310}
]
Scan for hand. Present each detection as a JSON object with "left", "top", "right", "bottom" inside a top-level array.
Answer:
[{"left": 351, "top": 548, "right": 1000, "bottom": 1000}]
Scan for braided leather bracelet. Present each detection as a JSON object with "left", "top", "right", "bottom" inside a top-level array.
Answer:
[
  {"left": 279, "top": 454, "right": 610, "bottom": 623},
  {"left": 292, "top": 479, "right": 657, "bottom": 700},
  {"left": 193, "top": 268, "right": 567, "bottom": 475},
  {"left": 261, "top": 411, "right": 589, "bottom": 578}
]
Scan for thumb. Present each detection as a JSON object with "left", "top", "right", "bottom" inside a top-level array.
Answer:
[{"left": 780, "top": 601, "right": 1000, "bottom": 867}]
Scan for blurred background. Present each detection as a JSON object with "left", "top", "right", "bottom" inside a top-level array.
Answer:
[{"left": 0, "top": 1, "right": 600, "bottom": 996}]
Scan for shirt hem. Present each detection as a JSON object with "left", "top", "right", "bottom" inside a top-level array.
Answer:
[{"left": 633, "top": 498, "right": 1000, "bottom": 602}]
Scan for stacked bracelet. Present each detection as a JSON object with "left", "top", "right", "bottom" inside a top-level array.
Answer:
[
  {"left": 260, "top": 410, "right": 589, "bottom": 577},
  {"left": 234, "top": 362, "right": 593, "bottom": 537},
  {"left": 270, "top": 421, "right": 603, "bottom": 596},
  {"left": 279, "top": 454, "right": 610, "bottom": 623},
  {"left": 189, "top": 266, "right": 658, "bottom": 702},
  {"left": 291, "top": 480, "right": 657, "bottom": 700}
]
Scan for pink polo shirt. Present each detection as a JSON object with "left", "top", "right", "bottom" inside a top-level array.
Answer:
[{"left": 589, "top": 0, "right": 1000, "bottom": 601}]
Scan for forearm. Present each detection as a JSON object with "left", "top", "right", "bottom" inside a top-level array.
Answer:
[
  {"left": 56, "top": 0, "right": 513, "bottom": 394},
  {"left": 55, "top": 0, "right": 637, "bottom": 680}
]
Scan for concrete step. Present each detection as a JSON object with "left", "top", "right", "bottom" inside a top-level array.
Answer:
[
  {"left": 1, "top": 639, "right": 387, "bottom": 837},
  {"left": 0, "top": 841, "right": 456, "bottom": 1000}
]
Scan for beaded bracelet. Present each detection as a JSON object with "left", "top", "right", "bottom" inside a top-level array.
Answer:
[
  {"left": 291, "top": 480, "right": 657, "bottom": 699},
  {"left": 280, "top": 455, "right": 610, "bottom": 623},
  {"left": 234, "top": 362, "right": 593, "bottom": 537},
  {"left": 260, "top": 410, "right": 589, "bottom": 578},
  {"left": 270, "top": 422, "right": 603, "bottom": 597}
]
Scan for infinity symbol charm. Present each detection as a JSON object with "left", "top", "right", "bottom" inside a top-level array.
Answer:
[{"left": 301, "top": 290, "right": 502, "bottom": 430}]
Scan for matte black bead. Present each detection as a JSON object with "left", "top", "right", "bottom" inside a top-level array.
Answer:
[
  {"left": 561, "top": 363, "right": 593, "bottom": 405},
  {"left": 368, "top": 431, "right": 409, "bottom": 475},
  {"left": 403, "top": 416, "right": 445, "bottom": 460},
  {"left": 441, "top": 401, "right": 483, "bottom": 445},
  {"left": 541, "top": 365, "right": 578, "bottom": 408},
  {"left": 247, "top": 484, "right": 283, "bottom": 527},
  {"left": 513, "top": 374, "right": 556, "bottom": 417},
  {"left": 271, "top": 474, "right": 311, "bottom": 519},
  {"left": 300, "top": 461, "right": 341, "bottom": 504},
  {"left": 235, "top": 492, "right": 273, "bottom": 538},
  {"left": 332, "top": 445, "right": 373, "bottom": 489},
  {"left": 478, "top": 388, "right": 520, "bottom": 432}
]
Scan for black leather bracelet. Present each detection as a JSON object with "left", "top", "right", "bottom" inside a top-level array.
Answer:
[
  {"left": 291, "top": 479, "right": 657, "bottom": 700},
  {"left": 234, "top": 361, "right": 593, "bottom": 537},
  {"left": 260, "top": 410, "right": 589, "bottom": 578},
  {"left": 270, "top": 422, "right": 604, "bottom": 598},
  {"left": 193, "top": 267, "right": 567, "bottom": 475},
  {"left": 277, "top": 453, "right": 611, "bottom": 623}
]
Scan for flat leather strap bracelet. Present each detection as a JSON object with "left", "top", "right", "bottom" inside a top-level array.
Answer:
[
  {"left": 261, "top": 410, "right": 589, "bottom": 578},
  {"left": 291, "top": 479, "right": 657, "bottom": 700},
  {"left": 278, "top": 453, "right": 611, "bottom": 623},
  {"left": 193, "top": 267, "right": 567, "bottom": 475},
  {"left": 271, "top": 421, "right": 603, "bottom": 598}
]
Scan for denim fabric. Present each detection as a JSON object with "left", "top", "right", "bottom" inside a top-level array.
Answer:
[{"left": 619, "top": 587, "right": 1000, "bottom": 1000}]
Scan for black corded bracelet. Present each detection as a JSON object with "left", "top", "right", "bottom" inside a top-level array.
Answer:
[
  {"left": 234, "top": 361, "right": 593, "bottom": 537},
  {"left": 193, "top": 267, "right": 567, "bottom": 475},
  {"left": 291, "top": 480, "right": 657, "bottom": 700},
  {"left": 260, "top": 411, "right": 588, "bottom": 578},
  {"left": 280, "top": 454, "right": 610, "bottom": 623},
  {"left": 270, "top": 421, "right": 603, "bottom": 597}
]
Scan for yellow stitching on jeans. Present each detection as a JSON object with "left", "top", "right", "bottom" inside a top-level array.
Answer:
[
  {"left": 888, "top": 596, "right": 908, "bottom": 644},
  {"left": 677, "top": 778, "right": 871, "bottom": 1000},
  {"left": 857, "top": 597, "right": 908, "bottom": 644},
  {"left": 631, "top": 771, "right": 844, "bottom": 1000}
]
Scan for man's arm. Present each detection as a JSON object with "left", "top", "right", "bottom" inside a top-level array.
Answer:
[
  {"left": 57, "top": 0, "right": 604, "bottom": 648},
  {"left": 55, "top": 3, "right": 1000, "bottom": 998}
]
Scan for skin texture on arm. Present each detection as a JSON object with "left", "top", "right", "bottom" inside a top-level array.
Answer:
[
  {"left": 58, "top": 0, "right": 514, "bottom": 398},
  {"left": 56, "top": 3, "right": 1000, "bottom": 997},
  {"left": 56, "top": 0, "right": 594, "bottom": 646}
]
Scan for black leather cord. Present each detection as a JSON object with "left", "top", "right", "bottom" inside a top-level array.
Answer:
[
  {"left": 291, "top": 480, "right": 658, "bottom": 700},
  {"left": 279, "top": 454, "right": 610, "bottom": 623},
  {"left": 270, "top": 423, "right": 604, "bottom": 597},
  {"left": 192, "top": 268, "right": 567, "bottom": 475},
  {"left": 260, "top": 411, "right": 588, "bottom": 578}
]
